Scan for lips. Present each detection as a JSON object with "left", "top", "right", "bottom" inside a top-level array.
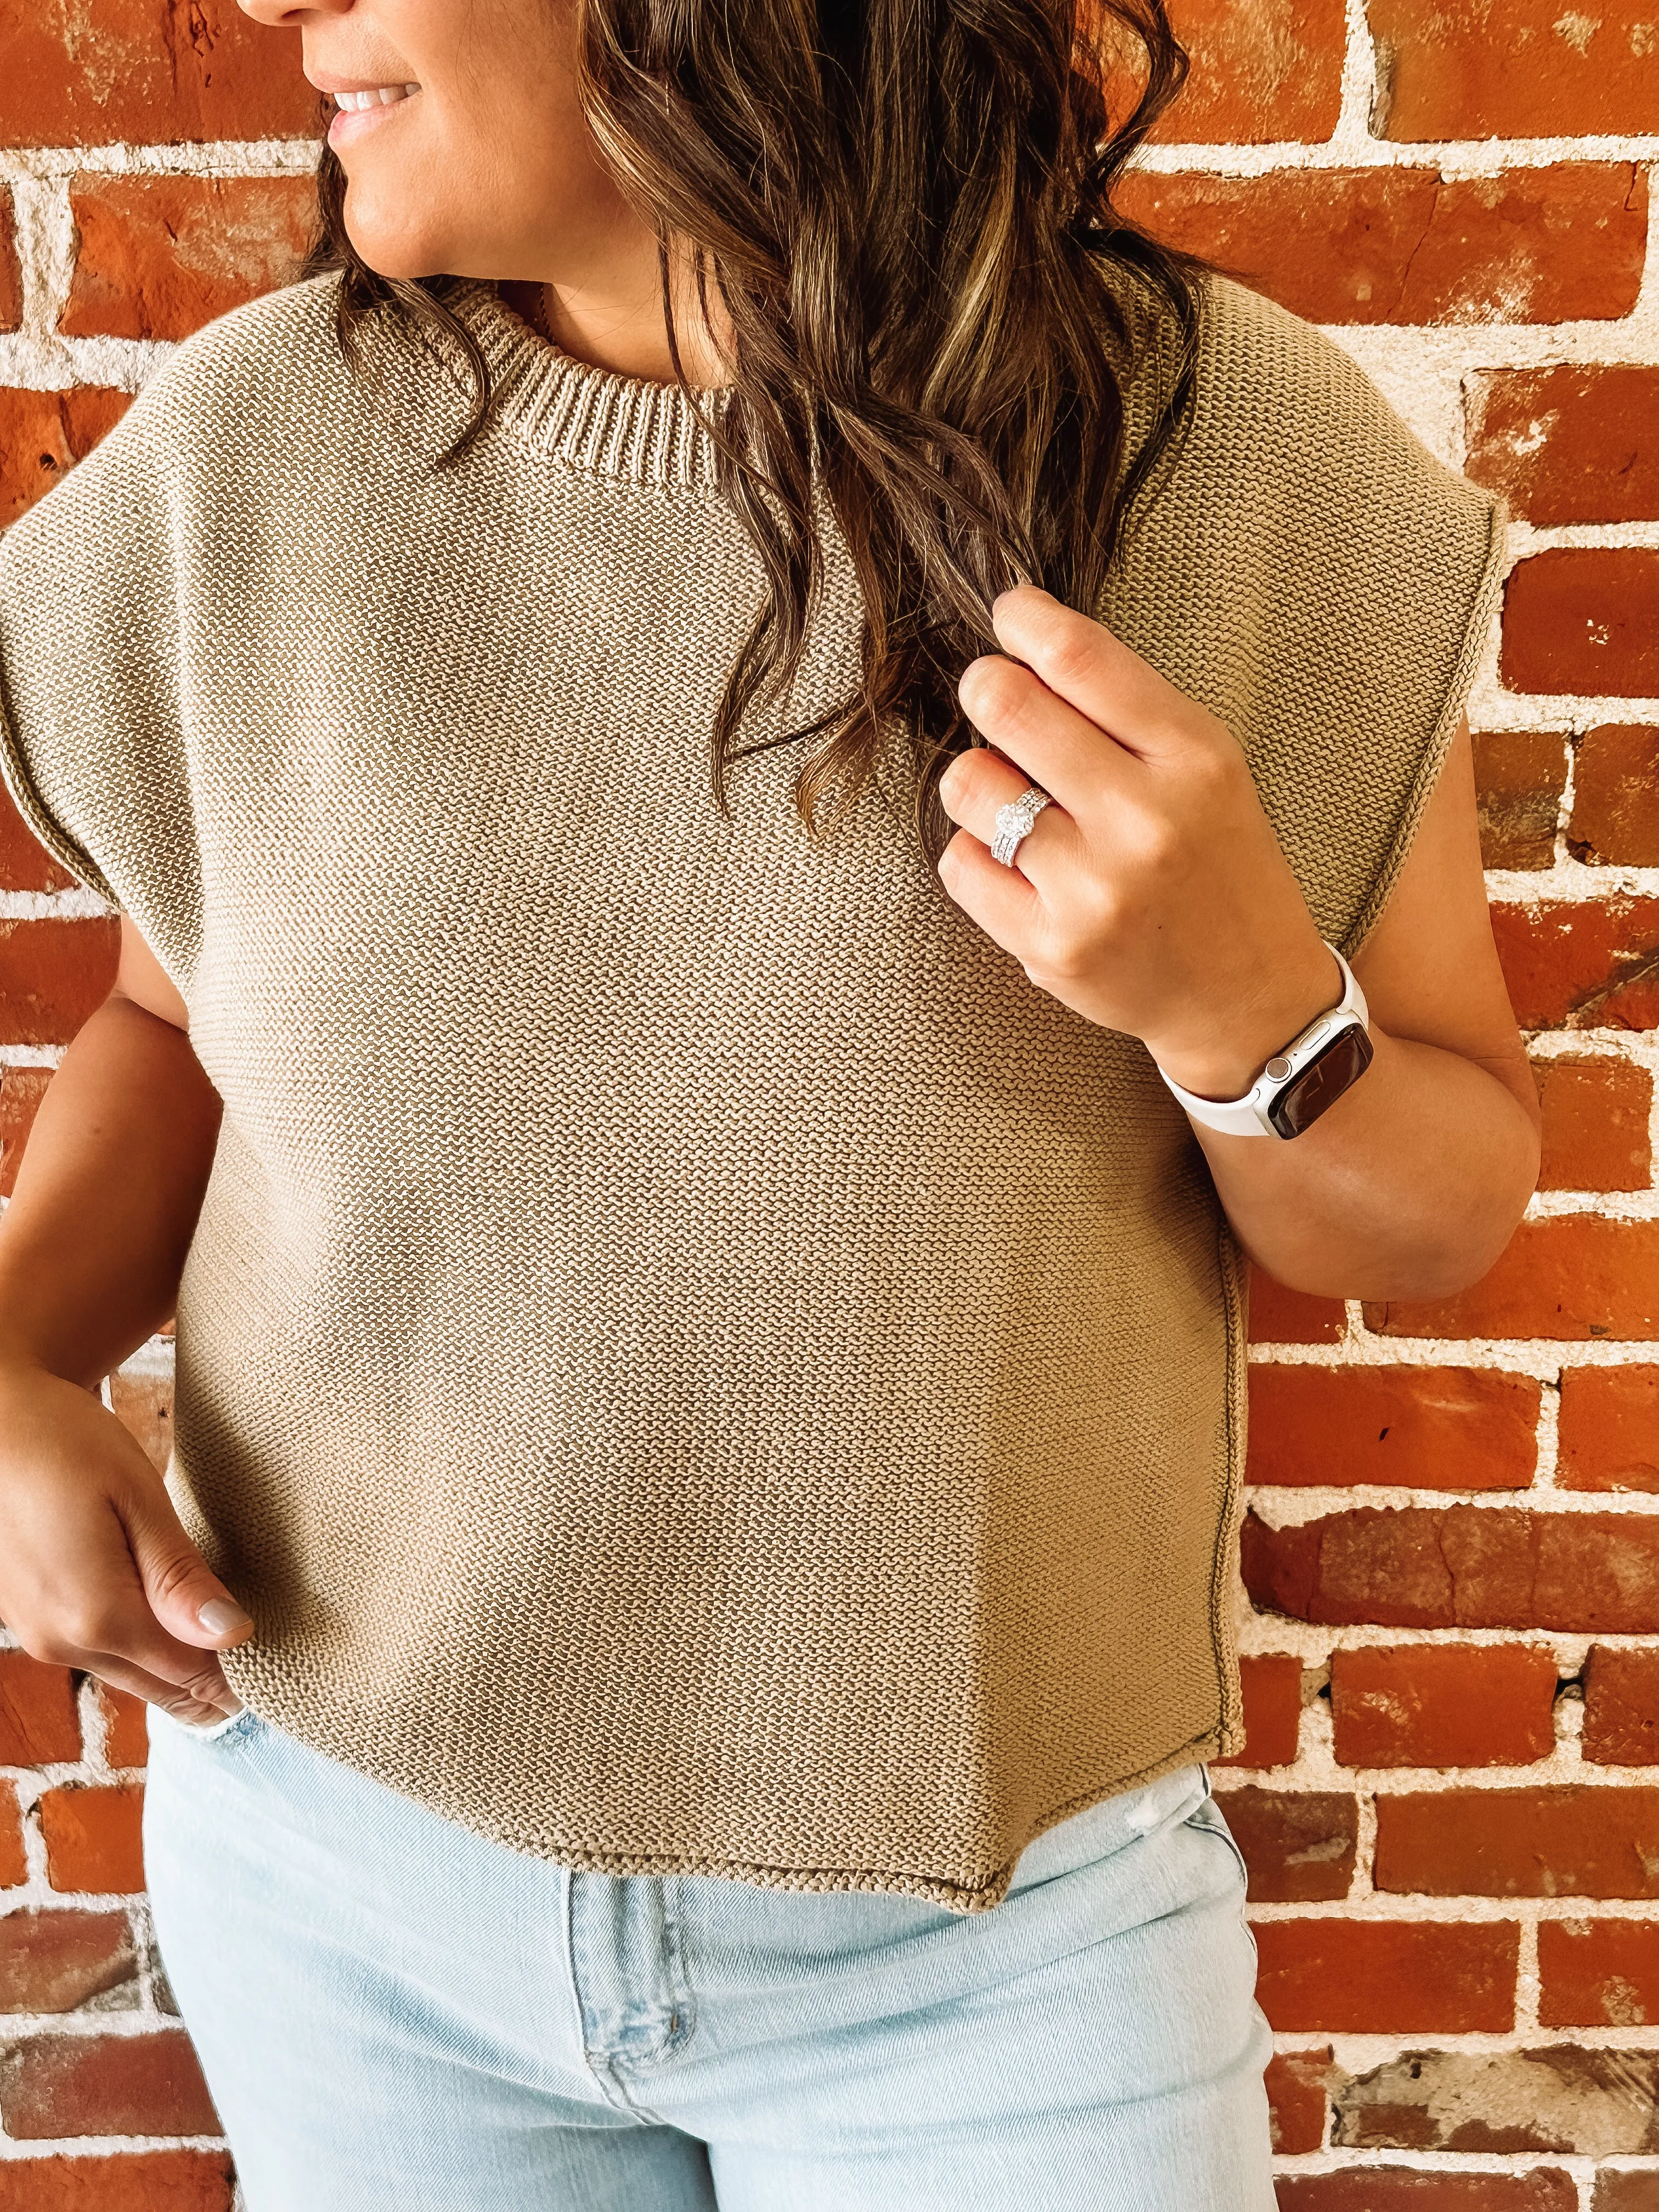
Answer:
[{"left": 321, "top": 79, "right": 423, "bottom": 150}]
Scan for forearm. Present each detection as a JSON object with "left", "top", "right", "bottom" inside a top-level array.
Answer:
[
  {"left": 1194, "top": 1024, "right": 1541, "bottom": 1302},
  {"left": 0, "top": 994, "right": 222, "bottom": 1390}
]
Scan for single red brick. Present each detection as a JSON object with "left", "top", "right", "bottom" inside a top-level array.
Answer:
[
  {"left": 1473, "top": 727, "right": 1566, "bottom": 869},
  {"left": 0, "top": 1653, "right": 82, "bottom": 1765},
  {"left": 1248, "top": 1265, "right": 1345, "bottom": 1344},
  {"left": 1595, "top": 2171, "right": 1659, "bottom": 2212},
  {"left": 1266, "top": 2046, "right": 1330, "bottom": 2154},
  {"left": 1366, "top": 1219, "right": 1659, "bottom": 1341},
  {"left": 0, "top": 4, "right": 317, "bottom": 147},
  {"left": 94, "top": 1683, "right": 153, "bottom": 1773},
  {"left": 1214, "top": 1652, "right": 1304, "bottom": 1769},
  {"left": 1375, "top": 1785, "right": 1659, "bottom": 1897},
  {"left": 1216, "top": 1786, "right": 1357, "bottom": 1901},
  {"left": 109, "top": 1371, "right": 174, "bottom": 1475},
  {"left": 1246, "top": 1367, "right": 1540, "bottom": 1491},
  {"left": 1370, "top": 0, "right": 1659, "bottom": 138},
  {"left": 0, "top": 387, "right": 132, "bottom": 529},
  {"left": 0, "top": 1910, "right": 136, "bottom": 2013},
  {"left": 0, "top": 2028, "right": 219, "bottom": 2141},
  {"left": 1253, "top": 1917, "right": 1519, "bottom": 2032},
  {"left": 1493, "top": 898, "right": 1659, "bottom": 1033},
  {"left": 37, "top": 1783, "right": 145, "bottom": 1896},
  {"left": 1539, "top": 1915, "right": 1659, "bottom": 2026},
  {"left": 0, "top": 919, "right": 120, "bottom": 1046},
  {"left": 1467, "top": 369, "right": 1659, "bottom": 528},
  {"left": 1331, "top": 1644, "right": 1558, "bottom": 1768},
  {"left": 1243, "top": 1504, "right": 1659, "bottom": 1633},
  {"left": 0, "top": 187, "right": 18, "bottom": 331},
  {"left": 1149, "top": 0, "right": 1345, "bottom": 144},
  {"left": 0, "top": 1786, "right": 26, "bottom": 1886},
  {"left": 1502, "top": 550, "right": 1659, "bottom": 700},
  {"left": 1571, "top": 726, "right": 1659, "bottom": 867},
  {"left": 1283, "top": 2176, "right": 1583, "bottom": 2212},
  {"left": 0, "top": 1067, "right": 52, "bottom": 1200},
  {"left": 1536, "top": 1057, "right": 1652, "bottom": 1193},
  {"left": 1582, "top": 1646, "right": 1659, "bottom": 1765},
  {"left": 1559, "top": 1367, "right": 1659, "bottom": 1492},
  {"left": 61, "top": 175, "right": 315, "bottom": 343},
  {"left": 1114, "top": 163, "right": 1646, "bottom": 325},
  {"left": 0, "top": 2152, "right": 236, "bottom": 2212},
  {"left": 1278, "top": 2177, "right": 1576, "bottom": 2212}
]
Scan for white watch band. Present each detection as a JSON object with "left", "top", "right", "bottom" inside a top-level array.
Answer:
[{"left": 1157, "top": 944, "right": 1370, "bottom": 1138}]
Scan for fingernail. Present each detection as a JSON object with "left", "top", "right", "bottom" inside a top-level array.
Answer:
[{"left": 198, "top": 1596, "right": 252, "bottom": 1635}]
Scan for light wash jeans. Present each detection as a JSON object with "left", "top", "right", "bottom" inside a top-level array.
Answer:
[{"left": 140, "top": 1702, "right": 1276, "bottom": 2211}]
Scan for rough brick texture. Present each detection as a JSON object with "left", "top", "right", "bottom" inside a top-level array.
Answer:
[
  {"left": 1330, "top": 1644, "right": 1559, "bottom": 1770},
  {"left": 0, "top": 2153, "right": 235, "bottom": 2212},
  {"left": 1502, "top": 550, "right": 1659, "bottom": 700},
  {"left": 1246, "top": 1365, "right": 1540, "bottom": 1488},
  {"left": 1253, "top": 1919, "right": 1520, "bottom": 2033},
  {"left": 1539, "top": 1918, "right": 1659, "bottom": 2029},
  {"left": 1558, "top": 1367, "right": 1659, "bottom": 1492},
  {"left": 1244, "top": 1506, "right": 1659, "bottom": 1633},
  {"left": 1116, "top": 165, "right": 1647, "bottom": 326},
  {"left": 0, "top": 6, "right": 318, "bottom": 148},
  {"left": 1, "top": 3, "right": 1654, "bottom": 2202},
  {"left": 1534, "top": 1056, "right": 1653, "bottom": 1192},
  {"left": 0, "top": 388, "right": 133, "bottom": 527},
  {"left": 1466, "top": 369, "right": 1659, "bottom": 528},
  {"left": 1474, "top": 727, "right": 1566, "bottom": 870},
  {"left": 63, "top": 175, "right": 315, "bottom": 342},
  {"left": 1570, "top": 726, "right": 1659, "bottom": 868}
]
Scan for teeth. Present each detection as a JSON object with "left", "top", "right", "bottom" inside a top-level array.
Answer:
[{"left": 334, "top": 84, "right": 419, "bottom": 110}]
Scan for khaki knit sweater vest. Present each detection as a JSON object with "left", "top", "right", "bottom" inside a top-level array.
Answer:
[{"left": 0, "top": 270, "right": 1505, "bottom": 1911}]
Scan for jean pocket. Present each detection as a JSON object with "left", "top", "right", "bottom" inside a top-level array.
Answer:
[{"left": 1181, "top": 1793, "right": 1257, "bottom": 1962}]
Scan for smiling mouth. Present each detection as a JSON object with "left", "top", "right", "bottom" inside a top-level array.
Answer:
[{"left": 333, "top": 83, "right": 421, "bottom": 110}]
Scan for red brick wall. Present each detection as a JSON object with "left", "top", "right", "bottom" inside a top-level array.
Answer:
[{"left": 0, "top": 1, "right": 1655, "bottom": 2203}]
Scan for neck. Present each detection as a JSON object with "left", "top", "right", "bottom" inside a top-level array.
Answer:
[{"left": 504, "top": 233, "right": 732, "bottom": 390}]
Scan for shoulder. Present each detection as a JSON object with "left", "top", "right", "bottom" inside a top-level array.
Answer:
[
  {"left": 2, "top": 275, "right": 370, "bottom": 576},
  {"left": 123, "top": 272, "right": 352, "bottom": 443},
  {"left": 1165, "top": 272, "right": 1499, "bottom": 546}
]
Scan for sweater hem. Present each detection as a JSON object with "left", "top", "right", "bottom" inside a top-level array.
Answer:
[{"left": 211, "top": 1661, "right": 1229, "bottom": 1917}]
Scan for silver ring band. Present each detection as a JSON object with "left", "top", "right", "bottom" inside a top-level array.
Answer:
[{"left": 990, "top": 786, "right": 1052, "bottom": 867}]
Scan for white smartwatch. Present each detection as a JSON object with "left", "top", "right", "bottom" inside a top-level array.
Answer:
[{"left": 1158, "top": 943, "right": 1374, "bottom": 1139}]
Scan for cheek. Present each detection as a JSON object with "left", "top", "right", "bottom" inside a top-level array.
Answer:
[{"left": 334, "top": 84, "right": 606, "bottom": 283}]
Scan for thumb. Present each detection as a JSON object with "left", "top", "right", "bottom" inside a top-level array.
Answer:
[{"left": 121, "top": 1479, "right": 254, "bottom": 1649}]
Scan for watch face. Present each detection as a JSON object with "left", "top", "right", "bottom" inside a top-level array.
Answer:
[{"left": 1267, "top": 1025, "right": 1375, "bottom": 1139}]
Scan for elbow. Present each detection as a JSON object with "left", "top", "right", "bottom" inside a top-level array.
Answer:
[{"left": 1357, "top": 1109, "right": 1542, "bottom": 1305}]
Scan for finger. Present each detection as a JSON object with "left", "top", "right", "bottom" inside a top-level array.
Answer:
[
  {"left": 989, "top": 585, "right": 1201, "bottom": 759},
  {"left": 936, "top": 742, "right": 1081, "bottom": 893},
  {"left": 114, "top": 1469, "right": 255, "bottom": 1654},
  {"left": 958, "top": 652, "right": 1143, "bottom": 826},
  {"left": 82, "top": 1652, "right": 240, "bottom": 1725},
  {"left": 937, "top": 826, "right": 1046, "bottom": 959}
]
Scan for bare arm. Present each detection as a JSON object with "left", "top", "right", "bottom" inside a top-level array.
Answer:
[
  {"left": 0, "top": 918, "right": 253, "bottom": 1723},
  {"left": 1190, "top": 716, "right": 1539, "bottom": 1299},
  {"left": 937, "top": 588, "right": 1538, "bottom": 1301},
  {"left": 0, "top": 919, "right": 222, "bottom": 1383}
]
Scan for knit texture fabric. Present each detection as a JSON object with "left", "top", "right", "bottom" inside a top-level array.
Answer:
[{"left": 0, "top": 270, "right": 1506, "bottom": 1911}]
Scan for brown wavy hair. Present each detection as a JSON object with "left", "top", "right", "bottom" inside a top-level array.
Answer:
[{"left": 303, "top": 0, "right": 1210, "bottom": 859}]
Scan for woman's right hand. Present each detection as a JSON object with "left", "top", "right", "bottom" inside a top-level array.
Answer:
[{"left": 0, "top": 1361, "right": 253, "bottom": 1726}]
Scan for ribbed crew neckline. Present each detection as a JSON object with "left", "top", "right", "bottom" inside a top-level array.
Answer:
[{"left": 435, "top": 278, "right": 732, "bottom": 490}]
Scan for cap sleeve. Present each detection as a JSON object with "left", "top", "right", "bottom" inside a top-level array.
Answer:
[
  {"left": 0, "top": 391, "right": 202, "bottom": 992},
  {"left": 1099, "top": 270, "right": 1509, "bottom": 956}
]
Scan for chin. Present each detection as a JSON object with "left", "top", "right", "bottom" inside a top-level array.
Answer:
[{"left": 337, "top": 182, "right": 459, "bottom": 284}]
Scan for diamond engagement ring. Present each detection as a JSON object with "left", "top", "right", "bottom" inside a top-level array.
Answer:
[{"left": 990, "top": 786, "right": 1052, "bottom": 867}]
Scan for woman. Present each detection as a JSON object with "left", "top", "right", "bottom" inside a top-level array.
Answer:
[{"left": 0, "top": 0, "right": 1538, "bottom": 2203}]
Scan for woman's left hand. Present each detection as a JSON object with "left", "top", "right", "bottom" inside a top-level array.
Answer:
[{"left": 937, "top": 585, "right": 1341, "bottom": 1103}]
